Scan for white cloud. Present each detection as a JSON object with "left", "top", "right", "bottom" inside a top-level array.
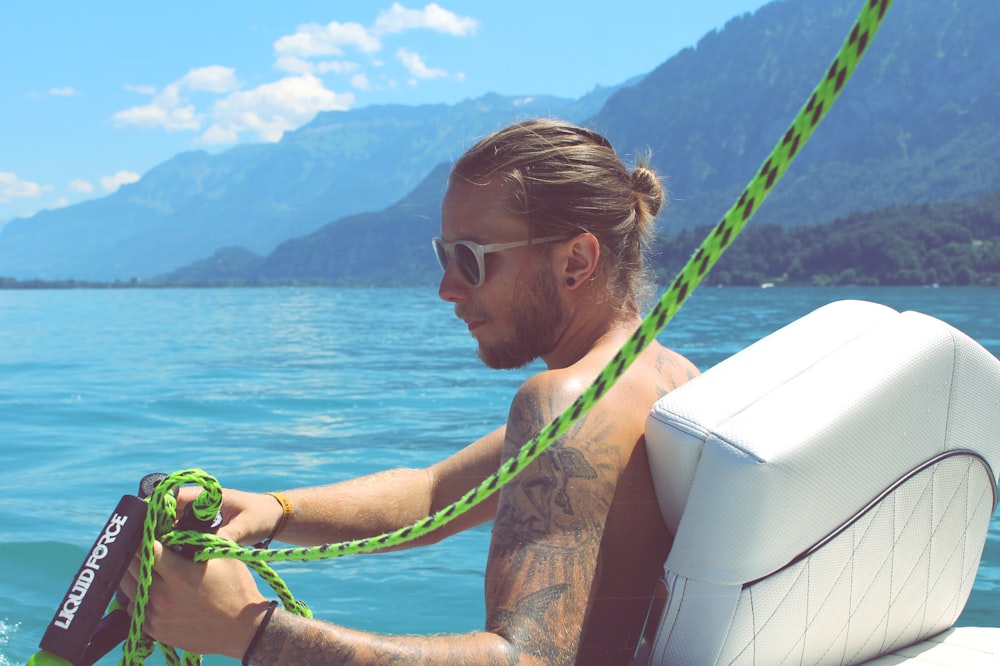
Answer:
[
  {"left": 181, "top": 65, "right": 240, "bottom": 94},
  {"left": 272, "top": 5, "right": 475, "bottom": 93},
  {"left": 201, "top": 73, "right": 354, "bottom": 144},
  {"left": 275, "top": 55, "right": 361, "bottom": 76},
  {"left": 274, "top": 21, "right": 380, "bottom": 58},
  {"left": 69, "top": 179, "right": 94, "bottom": 193},
  {"left": 100, "top": 171, "right": 141, "bottom": 193},
  {"left": 350, "top": 73, "right": 371, "bottom": 90},
  {"left": 49, "top": 87, "right": 78, "bottom": 97},
  {"left": 374, "top": 3, "right": 478, "bottom": 36},
  {"left": 0, "top": 172, "right": 50, "bottom": 202},
  {"left": 113, "top": 66, "right": 238, "bottom": 132},
  {"left": 199, "top": 124, "right": 240, "bottom": 145},
  {"left": 109, "top": 6, "right": 478, "bottom": 148},
  {"left": 317, "top": 60, "right": 361, "bottom": 75},
  {"left": 113, "top": 82, "right": 201, "bottom": 131},
  {"left": 396, "top": 48, "right": 446, "bottom": 79},
  {"left": 275, "top": 55, "right": 315, "bottom": 75},
  {"left": 115, "top": 63, "right": 351, "bottom": 146},
  {"left": 274, "top": 4, "right": 477, "bottom": 61},
  {"left": 54, "top": 197, "right": 71, "bottom": 208}
]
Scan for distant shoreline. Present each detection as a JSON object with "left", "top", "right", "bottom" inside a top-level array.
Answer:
[{"left": 1, "top": 278, "right": 995, "bottom": 291}]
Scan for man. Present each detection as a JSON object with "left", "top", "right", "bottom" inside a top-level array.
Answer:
[{"left": 122, "top": 119, "right": 699, "bottom": 664}]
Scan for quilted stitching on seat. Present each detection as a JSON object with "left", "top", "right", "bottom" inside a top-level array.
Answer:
[{"left": 714, "top": 455, "right": 993, "bottom": 665}]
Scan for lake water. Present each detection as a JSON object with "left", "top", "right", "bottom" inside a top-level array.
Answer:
[{"left": 1, "top": 286, "right": 998, "bottom": 665}]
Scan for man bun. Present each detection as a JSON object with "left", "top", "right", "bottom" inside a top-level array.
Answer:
[{"left": 630, "top": 164, "right": 667, "bottom": 244}]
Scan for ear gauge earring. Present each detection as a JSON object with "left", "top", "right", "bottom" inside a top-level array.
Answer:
[{"left": 566, "top": 277, "right": 576, "bottom": 287}]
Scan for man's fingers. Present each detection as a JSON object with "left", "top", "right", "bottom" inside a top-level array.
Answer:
[
  {"left": 149, "top": 540, "right": 175, "bottom": 575},
  {"left": 121, "top": 540, "right": 166, "bottom": 597},
  {"left": 216, "top": 525, "right": 243, "bottom": 543},
  {"left": 119, "top": 565, "right": 137, "bottom": 601},
  {"left": 174, "top": 486, "right": 204, "bottom": 517}
]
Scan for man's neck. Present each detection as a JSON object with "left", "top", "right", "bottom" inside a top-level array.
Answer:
[{"left": 542, "top": 309, "right": 641, "bottom": 370}]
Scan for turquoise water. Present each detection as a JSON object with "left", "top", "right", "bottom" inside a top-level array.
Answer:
[{"left": 1, "top": 286, "right": 998, "bottom": 665}]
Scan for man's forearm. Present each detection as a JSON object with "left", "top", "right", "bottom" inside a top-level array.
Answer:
[
  {"left": 248, "top": 608, "right": 517, "bottom": 665},
  {"left": 280, "top": 467, "right": 435, "bottom": 546},
  {"left": 276, "top": 429, "right": 505, "bottom": 548}
]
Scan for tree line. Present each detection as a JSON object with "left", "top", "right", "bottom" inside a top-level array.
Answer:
[
  {"left": 651, "top": 192, "right": 1000, "bottom": 287},
  {"left": 3, "top": 192, "right": 998, "bottom": 290}
]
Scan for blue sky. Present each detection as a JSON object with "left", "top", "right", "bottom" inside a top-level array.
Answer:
[{"left": 0, "top": 1, "right": 772, "bottom": 224}]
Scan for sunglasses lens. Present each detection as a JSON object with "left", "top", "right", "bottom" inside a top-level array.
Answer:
[
  {"left": 432, "top": 238, "right": 449, "bottom": 271},
  {"left": 453, "top": 243, "right": 481, "bottom": 286}
]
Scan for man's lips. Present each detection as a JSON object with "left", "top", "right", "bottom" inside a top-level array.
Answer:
[
  {"left": 463, "top": 316, "right": 486, "bottom": 332},
  {"left": 456, "top": 310, "right": 486, "bottom": 332}
]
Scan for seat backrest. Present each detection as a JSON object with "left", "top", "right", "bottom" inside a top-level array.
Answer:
[{"left": 642, "top": 299, "right": 1000, "bottom": 665}]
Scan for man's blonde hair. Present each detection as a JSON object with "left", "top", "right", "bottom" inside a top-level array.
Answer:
[{"left": 451, "top": 118, "right": 666, "bottom": 313}]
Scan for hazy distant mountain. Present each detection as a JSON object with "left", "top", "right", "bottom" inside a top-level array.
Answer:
[
  {"left": 0, "top": 87, "right": 624, "bottom": 281},
  {"left": 160, "top": 0, "right": 999, "bottom": 287},
  {"left": 7, "top": 0, "right": 999, "bottom": 285},
  {"left": 161, "top": 163, "right": 451, "bottom": 286}
]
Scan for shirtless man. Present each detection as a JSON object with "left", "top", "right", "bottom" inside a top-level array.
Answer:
[{"left": 121, "top": 118, "right": 699, "bottom": 664}]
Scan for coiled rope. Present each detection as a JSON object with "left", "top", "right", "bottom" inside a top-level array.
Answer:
[{"left": 123, "top": 1, "right": 894, "bottom": 662}]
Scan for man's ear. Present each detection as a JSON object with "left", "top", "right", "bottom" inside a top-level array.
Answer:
[{"left": 560, "top": 233, "right": 600, "bottom": 289}]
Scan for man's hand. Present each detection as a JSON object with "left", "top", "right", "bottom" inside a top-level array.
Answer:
[
  {"left": 176, "top": 487, "right": 283, "bottom": 546},
  {"left": 119, "top": 539, "right": 270, "bottom": 658}
]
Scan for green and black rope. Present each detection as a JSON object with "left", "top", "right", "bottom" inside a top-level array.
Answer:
[{"left": 121, "top": 1, "right": 894, "bottom": 663}]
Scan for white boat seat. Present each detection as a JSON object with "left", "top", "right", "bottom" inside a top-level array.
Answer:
[
  {"left": 639, "top": 299, "right": 1000, "bottom": 665},
  {"left": 864, "top": 626, "right": 1000, "bottom": 664}
]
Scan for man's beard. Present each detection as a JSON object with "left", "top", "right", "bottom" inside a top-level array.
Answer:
[{"left": 479, "top": 269, "right": 566, "bottom": 370}]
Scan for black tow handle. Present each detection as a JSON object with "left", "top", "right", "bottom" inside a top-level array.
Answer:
[{"left": 36, "top": 473, "right": 221, "bottom": 666}]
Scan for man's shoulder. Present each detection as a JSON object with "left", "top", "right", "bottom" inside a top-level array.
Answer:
[
  {"left": 504, "top": 342, "right": 697, "bottom": 447},
  {"left": 505, "top": 370, "right": 580, "bottom": 440},
  {"left": 509, "top": 366, "right": 597, "bottom": 425},
  {"left": 516, "top": 366, "right": 584, "bottom": 399}
]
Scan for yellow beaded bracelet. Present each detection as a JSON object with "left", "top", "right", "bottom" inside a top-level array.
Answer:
[{"left": 255, "top": 491, "right": 292, "bottom": 548}]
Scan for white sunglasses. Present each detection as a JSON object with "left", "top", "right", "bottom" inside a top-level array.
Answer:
[{"left": 431, "top": 235, "right": 571, "bottom": 288}]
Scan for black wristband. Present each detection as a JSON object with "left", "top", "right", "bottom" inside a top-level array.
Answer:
[{"left": 242, "top": 600, "right": 279, "bottom": 666}]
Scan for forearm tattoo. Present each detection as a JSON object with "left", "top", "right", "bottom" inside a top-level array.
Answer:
[{"left": 250, "top": 609, "right": 357, "bottom": 665}]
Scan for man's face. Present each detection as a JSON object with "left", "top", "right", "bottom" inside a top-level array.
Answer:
[{"left": 438, "top": 179, "right": 567, "bottom": 369}]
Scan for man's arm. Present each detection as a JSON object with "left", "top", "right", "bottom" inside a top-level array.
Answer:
[
  {"left": 250, "top": 613, "right": 516, "bottom": 665},
  {"left": 128, "top": 427, "right": 510, "bottom": 660},
  {"left": 482, "top": 375, "right": 618, "bottom": 664},
  {"left": 247, "top": 375, "right": 619, "bottom": 665},
  {"left": 140, "top": 375, "right": 617, "bottom": 664},
  {"left": 213, "top": 426, "right": 506, "bottom": 548}
]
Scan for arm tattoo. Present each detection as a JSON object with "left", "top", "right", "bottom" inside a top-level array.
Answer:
[
  {"left": 250, "top": 610, "right": 357, "bottom": 665},
  {"left": 250, "top": 608, "right": 517, "bottom": 665},
  {"left": 484, "top": 382, "right": 620, "bottom": 663},
  {"left": 494, "top": 441, "right": 598, "bottom": 542},
  {"left": 487, "top": 584, "right": 573, "bottom": 663},
  {"left": 493, "top": 386, "right": 609, "bottom": 553}
]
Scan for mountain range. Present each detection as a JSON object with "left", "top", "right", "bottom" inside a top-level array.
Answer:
[
  {"left": 0, "top": 90, "right": 620, "bottom": 281},
  {"left": 2, "top": 0, "right": 997, "bottom": 285}
]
